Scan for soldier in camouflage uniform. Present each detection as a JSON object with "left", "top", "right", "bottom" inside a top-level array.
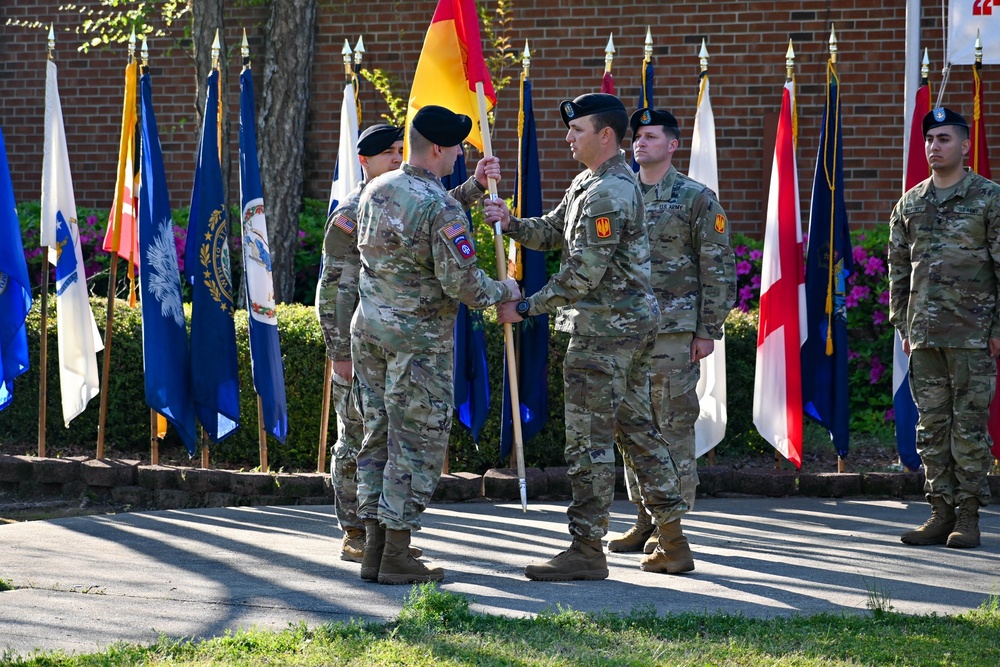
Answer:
[
  {"left": 488, "top": 93, "right": 688, "bottom": 581},
  {"left": 888, "top": 107, "right": 1000, "bottom": 550},
  {"left": 317, "top": 124, "right": 503, "bottom": 564},
  {"left": 606, "top": 108, "right": 736, "bottom": 571},
  {"left": 351, "top": 106, "right": 520, "bottom": 585}
]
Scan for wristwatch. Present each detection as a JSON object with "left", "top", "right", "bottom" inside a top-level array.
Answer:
[{"left": 515, "top": 299, "right": 531, "bottom": 316}]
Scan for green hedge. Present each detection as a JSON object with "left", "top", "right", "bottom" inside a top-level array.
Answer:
[{"left": 1, "top": 298, "right": 771, "bottom": 472}]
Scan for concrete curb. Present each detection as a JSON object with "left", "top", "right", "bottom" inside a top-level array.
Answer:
[{"left": 2, "top": 454, "right": 998, "bottom": 508}]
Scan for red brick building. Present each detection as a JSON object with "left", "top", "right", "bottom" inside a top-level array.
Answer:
[{"left": 0, "top": 1, "right": 989, "bottom": 239}]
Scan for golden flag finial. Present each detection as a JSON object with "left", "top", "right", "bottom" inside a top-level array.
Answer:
[
  {"left": 342, "top": 39, "right": 353, "bottom": 78},
  {"left": 699, "top": 38, "right": 710, "bottom": 74},
  {"left": 829, "top": 25, "right": 837, "bottom": 64},
  {"left": 354, "top": 35, "right": 365, "bottom": 68},
  {"left": 785, "top": 39, "right": 796, "bottom": 81},
  {"left": 604, "top": 33, "right": 615, "bottom": 73},
  {"left": 522, "top": 40, "right": 531, "bottom": 78}
]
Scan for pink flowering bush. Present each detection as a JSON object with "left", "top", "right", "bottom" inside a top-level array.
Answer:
[{"left": 731, "top": 227, "right": 894, "bottom": 438}]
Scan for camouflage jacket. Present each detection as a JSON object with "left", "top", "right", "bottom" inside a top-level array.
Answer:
[
  {"left": 507, "top": 152, "right": 659, "bottom": 337},
  {"left": 888, "top": 168, "right": 1000, "bottom": 349},
  {"left": 316, "top": 176, "right": 487, "bottom": 360},
  {"left": 644, "top": 166, "right": 736, "bottom": 339},
  {"left": 352, "top": 163, "right": 511, "bottom": 353}
]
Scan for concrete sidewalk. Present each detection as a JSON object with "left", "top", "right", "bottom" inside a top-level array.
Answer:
[{"left": 1, "top": 497, "right": 998, "bottom": 660}]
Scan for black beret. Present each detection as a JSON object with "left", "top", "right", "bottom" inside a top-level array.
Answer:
[
  {"left": 630, "top": 107, "right": 679, "bottom": 136},
  {"left": 923, "top": 107, "right": 969, "bottom": 136},
  {"left": 559, "top": 93, "right": 626, "bottom": 127},
  {"left": 357, "top": 124, "right": 403, "bottom": 157},
  {"left": 411, "top": 105, "right": 472, "bottom": 147}
]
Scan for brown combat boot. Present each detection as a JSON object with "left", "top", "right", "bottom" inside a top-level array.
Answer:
[
  {"left": 524, "top": 537, "right": 609, "bottom": 581},
  {"left": 640, "top": 520, "right": 695, "bottom": 574},
  {"left": 607, "top": 502, "right": 654, "bottom": 553},
  {"left": 377, "top": 529, "right": 444, "bottom": 585},
  {"left": 901, "top": 496, "right": 956, "bottom": 545},
  {"left": 946, "top": 498, "right": 981, "bottom": 549},
  {"left": 340, "top": 528, "right": 365, "bottom": 563},
  {"left": 359, "top": 520, "right": 385, "bottom": 581}
]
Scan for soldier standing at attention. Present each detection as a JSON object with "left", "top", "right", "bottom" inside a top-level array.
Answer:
[
  {"left": 316, "top": 123, "right": 502, "bottom": 564},
  {"left": 351, "top": 105, "right": 520, "bottom": 584},
  {"left": 606, "top": 108, "right": 735, "bottom": 571},
  {"left": 889, "top": 107, "right": 1000, "bottom": 549},
  {"left": 486, "top": 93, "right": 687, "bottom": 581}
]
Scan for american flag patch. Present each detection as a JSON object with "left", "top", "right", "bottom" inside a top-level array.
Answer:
[
  {"left": 333, "top": 213, "right": 356, "bottom": 234},
  {"left": 443, "top": 220, "right": 466, "bottom": 239}
]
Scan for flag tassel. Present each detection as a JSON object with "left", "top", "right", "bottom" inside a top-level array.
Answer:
[{"left": 476, "top": 81, "right": 528, "bottom": 511}]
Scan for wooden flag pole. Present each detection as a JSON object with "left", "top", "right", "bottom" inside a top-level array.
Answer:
[
  {"left": 475, "top": 81, "right": 528, "bottom": 511},
  {"left": 38, "top": 28, "right": 57, "bottom": 460},
  {"left": 149, "top": 409, "right": 159, "bottom": 465},
  {"left": 201, "top": 430, "right": 210, "bottom": 469},
  {"left": 257, "top": 395, "right": 268, "bottom": 473},
  {"left": 317, "top": 358, "right": 333, "bottom": 473}
]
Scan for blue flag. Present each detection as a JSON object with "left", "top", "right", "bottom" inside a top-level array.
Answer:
[
  {"left": 631, "top": 58, "right": 654, "bottom": 172},
  {"left": 802, "top": 62, "right": 853, "bottom": 458},
  {"left": 500, "top": 77, "right": 549, "bottom": 460},
  {"left": 240, "top": 67, "right": 288, "bottom": 443},
  {"left": 185, "top": 70, "right": 240, "bottom": 442},
  {"left": 137, "top": 71, "right": 198, "bottom": 455},
  {"left": 0, "top": 124, "right": 32, "bottom": 412},
  {"left": 444, "top": 157, "right": 490, "bottom": 442}
]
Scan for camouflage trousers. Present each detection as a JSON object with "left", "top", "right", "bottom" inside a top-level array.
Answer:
[
  {"left": 564, "top": 330, "right": 687, "bottom": 541},
  {"left": 622, "top": 332, "right": 700, "bottom": 509},
  {"left": 352, "top": 338, "right": 453, "bottom": 531},
  {"left": 329, "top": 371, "right": 364, "bottom": 531},
  {"left": 909, "top": 347, "right": 995, "bottom": 506}
]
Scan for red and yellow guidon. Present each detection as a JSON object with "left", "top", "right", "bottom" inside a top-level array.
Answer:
[{"left": 595, "top": 217, "right": 611, "bottom": 238}]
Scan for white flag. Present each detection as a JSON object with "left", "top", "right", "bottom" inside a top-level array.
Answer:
[
  {"left": 948, "top": 0, "right": 1000, "bottom": 65},
  {"left": 688, "top": 75, "right": 728, "bottom": 457},
  {"left": 42, "top": 60, "right": 103, "bottom": 427},
  {"left": 327, "top": 81, "right": 362, "bottom": 215}
]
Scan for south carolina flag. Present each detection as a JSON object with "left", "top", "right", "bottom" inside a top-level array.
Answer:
[
  {"left": 406, "top": 0, "right": 496, "bottom": 152},
  {"left": 753, "top": 81, "right": 805, "bottom": 468},
  {"left": 42, "top": 59, "right": 104, "bottom": 427}
]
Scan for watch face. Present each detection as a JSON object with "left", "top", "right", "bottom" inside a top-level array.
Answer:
[{"left": 516, "top": 300, "right": 530, "bottom": 314}]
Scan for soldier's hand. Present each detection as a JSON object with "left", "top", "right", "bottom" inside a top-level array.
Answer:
[
  {"left": 500, "top": 278, "right": 521, "bottom": 302},
  {"left": 332, "top": 360, "right": 353, "bottom": 382},
  {"left": 475, "top": 156, "right": 502, "bottom": 189},
  {"left": 483, "top": 198, "right": 511, "bottom": 231},
  {"left": 691, "top": 337, "right": 715, "bottom": 363},
  {"left": 989, "top": 337, "right": 1000, "bottom": 358},
  {"left": 902, "top": 337, "right": 910, "bottom": 355},
  {"left": 496, "top": 300, "right": 523, "bottom": 324}
]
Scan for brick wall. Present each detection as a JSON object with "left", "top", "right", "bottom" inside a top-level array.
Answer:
[{"left": 0, "top": 1, "right": 989, "bottom": 241}]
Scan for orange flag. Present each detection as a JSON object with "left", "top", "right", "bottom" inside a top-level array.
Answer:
[
  {"left": 406, "top": 0, "right": 496, "bottom": 151},
  {"left": 103, "top": 59, "right": 139, "bottom": 305}
]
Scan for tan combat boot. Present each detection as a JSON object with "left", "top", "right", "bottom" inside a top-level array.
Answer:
[
  {"left": 359, "top": 520, "right": 386, "bottom": 581},
  {"left": 607, "top": 502, "right": 655, "bottom": 553},
  {"left": 901, "top": 496, "right": 956, "bottom": 545},
  {"left": 524, "top": 537, "right": 609, "bottom": 581},
  {"left": 378, "top": 529, "right": 444, "bottom": 585},
  {"left": 640, "top": 519, "right": 695, "bottom": 574},
  {"left": 340, "top": 528, "right": 365, "bottom": 563},
  {"left": 946, "top": 498, "right": 981, "bottom": 549}
]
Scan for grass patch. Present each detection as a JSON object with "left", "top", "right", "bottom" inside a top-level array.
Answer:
[
  {"left": 0, "top": 577, "right": 12, "bottom": 592},
  {"left": 4, "top": 586, "right": 1000, "bottom": 666}
]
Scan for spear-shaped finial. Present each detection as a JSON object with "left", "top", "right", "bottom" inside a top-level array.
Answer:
[
  {"left": 342, "top": 39, "right": 353, "bottom": 77},
  {"left": 47, "top": 25, "right": 55, "bottom": 60},
  {"left": 522, "top": 40, "right": 531, "bottom": 79},
  {"left": 605, "top": 33, "right": 615, "bottom": 73},
  {"left": 699, "top": 38, "right": 710, "bottom": 74},
  {"left": 211, "top": 29, "right": 220, "bottom": 69},
  {"left": 241, "top": 28, "right": 249, "bottom": 67},
  {"left": 921, "top": 47, "right": 930, "bottom": 81},
  {"left": 141, "top": 35, "right": 149, "bottom": 69},
  {"left": 976, "top": 29, "right": 983, "bottom": 67},
  {"left": 128, "top": 27, "right": 136, "bottom": 62},
  {"left": 829, "top": 25, "right": 837, "bottom": 64},
  {"left": 644, "top": 27, "right": 653, "bottom": 63},
  {"left": 354, "top": 35, "right": 365, "bottom": 68},
  {"left": 785, "top": 38, "right": 796, "bottom": 81}
]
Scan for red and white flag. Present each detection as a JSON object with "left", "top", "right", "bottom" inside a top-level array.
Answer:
[{"left": 753, "top": 81, "right": 805, "bottom": 468}]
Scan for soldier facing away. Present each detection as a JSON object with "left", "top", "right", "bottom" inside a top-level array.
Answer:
[{"left": 351, "top": 105, "right": 520, "bottom": 585}]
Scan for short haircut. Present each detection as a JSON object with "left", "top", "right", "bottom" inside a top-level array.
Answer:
[
  {"left": 408, "top": 126, "right": 433, "bottom": 155},
  {"left": 590, "top": 109, "right": 629, "bottom": 145}
]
